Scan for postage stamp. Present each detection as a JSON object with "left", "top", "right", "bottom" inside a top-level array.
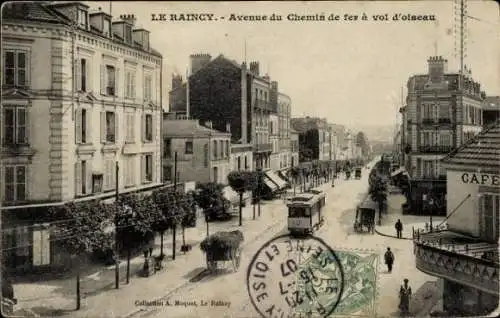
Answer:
[
  {"left": 247, "top": 235, "right": 379, "bottom": 318},
  {"left": 247, "top": 234, "right": 345, "bottom": 318}
]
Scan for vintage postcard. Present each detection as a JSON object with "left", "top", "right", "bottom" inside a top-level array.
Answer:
[{"left": 1, "top": 1, "right": 499, "bottom": 317}]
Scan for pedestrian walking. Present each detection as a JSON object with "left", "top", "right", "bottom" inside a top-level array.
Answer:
[
  {"left": 399, "top": 278, "right": 412, "bottom": 315},
  {"left": 384, "top": 247, "right": 395, "bottom": 273},
  {"left": 395, "top": 219, "right": 403, "bottom": 239}
]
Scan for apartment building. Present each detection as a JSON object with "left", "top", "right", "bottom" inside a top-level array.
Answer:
[
  {"left": 1, "top": 3, "right": 162, "bottom": 273},
  {"left": 413, "top": 123, "right": 499, "bottom": 316},
  {"left": 169, "top": 56, "right": 289, "bottom": 195},
  {"left": 290, "top": 129, "right": 299, "bottom": 168},
  {"left": 269, "top": 113, "right": 280, "bottom": 171},
  {"left": 291, "top": 117, "right": 330, "bottom": 162},
  {"left": 278, "top": 91, "right": 292, "bottom": 171},
  {"left": 162, "top": 120, "right": 230, "bottom": 185},
  {"left": 401, "top": 56, "right": 486, "bottom": 215}
]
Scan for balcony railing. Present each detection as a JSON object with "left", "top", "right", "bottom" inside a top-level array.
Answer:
[
  {"left": 418, "top": 145, "right": 454, "bottom": 153},
  {"left": 254, "top": 99, "right": 270, "bottom": 109},
  {"left": 413, "top": 227, "right": 499, "bottom": 295},
  {"left": 421, "top": 118, "right": 452, "bottom": 125},
  {"left": 253, "top": 143, "right": 272, "bottom": 153}
]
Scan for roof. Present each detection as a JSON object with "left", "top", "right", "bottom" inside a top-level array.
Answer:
[
  {"left": 441, "top": 122, "right": 500, "bottom": 171},
  {"left": 163, "top": 120, "right": 230, "bottom": 137},
  {"left": 2, "top": 2, "right": 162, "bottom": 58},
  {"left": 291, "top": 117, "right": 328, "bottom": 132}
]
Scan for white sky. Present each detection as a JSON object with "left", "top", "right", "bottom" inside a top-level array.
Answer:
[{"left": 87, "top": 1, "right": 499, "bottom": 128}]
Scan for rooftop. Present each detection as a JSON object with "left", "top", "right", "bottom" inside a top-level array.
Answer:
[
  {"left": 163, "top": 120, "right": 230, "bottom": 137},
  {"left": 442, "top": 122, "right": 500, "bottom": 172}
]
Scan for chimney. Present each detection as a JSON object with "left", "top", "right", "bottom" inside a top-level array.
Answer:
[
  {"left": 190, "top": 53, "right": 211, "bottom": 74},
  {"left": 172, "top": 74, "right": 183, "bottom": 89},
  {"left": 427, "top": 56, "right": 448, "bottom": 83},
  {"left": 271, "top": 81, "right": 278, "bottom": 92},
  {"left": 241, "top": 62, "right": 248, "bottom": 144},
  {"left": 133, "top": 28, "right": 150, "bottom": 51},
  {"left": 120, "top": 14, "right": 136, "bottom": 26},
  {"left": 249, "top": 61, "right": 260, "bottom": 76},
  {"left": 226, "top": 123, "right": 231, "bottom": 133},
  {"left": 205, "top": 121, "right": 213, "bottom": 129},
  {"left": 263, "top": 74, "right": 270, "bottom": 81}
]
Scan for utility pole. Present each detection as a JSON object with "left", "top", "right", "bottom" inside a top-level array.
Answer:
[
  {"left": 115, "top": 161, "right": 119, "bottom": 289},
  {"left": 173, "top": 152, "right": 178, "bottom": 260}
]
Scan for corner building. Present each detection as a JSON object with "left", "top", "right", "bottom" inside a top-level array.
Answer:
[
  {"left": 413, "top": 123, "right": 499, "bottom": 316},
  {"left": 402, "top": 56, "right": 486, "bottom": 215},
  {"left": 1, "top": 2, "right": 162, "bottom": 273}
]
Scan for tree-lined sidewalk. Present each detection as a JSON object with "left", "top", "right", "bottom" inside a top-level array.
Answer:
[{"left": 14, "top": 199, "right": 287, "bottom": 318}]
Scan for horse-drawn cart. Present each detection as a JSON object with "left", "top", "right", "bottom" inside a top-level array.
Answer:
[
  {"left": 354, "top": 198, "right": 376, "bottom": 234},
  {"left": 200, "top": 230, "right": 244, "bottom": 272}
]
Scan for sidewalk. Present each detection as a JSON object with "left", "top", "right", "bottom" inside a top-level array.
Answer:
[
  {"left": 375, "top": 193, "right": 446, "bottom": 240},
  {"left": 13, "top": 200, "right": 288, "bottom": 318}
]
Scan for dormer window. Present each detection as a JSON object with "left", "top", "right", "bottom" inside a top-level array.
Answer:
[
  {"left": 103, "top": 18, "right": 111, "bottom": 37},
  {"left": 77, "top": 9, "right": 88, "bottom": 28},
  {"left": 124, "top": 25, "right": 132, "bottom": 44}
]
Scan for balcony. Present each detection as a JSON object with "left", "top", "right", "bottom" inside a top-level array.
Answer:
[
  {"left": 253, "top": 143, "right": 272, "bottom": 153},
  {"left": 421, "top": 118, "right": 452, "bottom": 125},
  {"left": 413, "top": 228, "right": 499, "bottom": 295},
  {"left": 254, "top": 99, "right": 270, "bottom": 110},
  {"left": 418, "top": 145, "right": 454, "bottom": 153}
]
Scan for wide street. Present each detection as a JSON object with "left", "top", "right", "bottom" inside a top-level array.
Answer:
[{"left": 129, "top": 160, "right": 439, "bottom": 318}]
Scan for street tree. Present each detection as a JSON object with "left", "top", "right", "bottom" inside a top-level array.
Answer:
[
  {"left": 290, "top": 166, "right": 301, "bottom": 195},
  {"left": 194, "top": 182, "right": 227, "bottom": 236},
  {"left": 227, "top": 171, "right": 258, "bottom": 226},
  {"left": 48, "top": 200, "right": 111, "bottom": 310},
  {"left": 369, "top": 175, "right": 388, "bottom": 225},
  {"left": 116, "top": 193, "right": 159, "bottom": 282},
  {"left": 152, "top": 187, "right": 176, "bottom": 258}
]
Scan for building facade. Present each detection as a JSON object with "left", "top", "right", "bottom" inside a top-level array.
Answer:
[
  {"left": 482, "top": 96, "right": 500, "bottom": 128},
  {"left": 290, "top": 129, "right": 299, "bottom": 168},
  {"left": 413, "top": 123, "right": 499, "bottom": 316},
  {"left": 162, "top": 120, "right": 231, "bottom": 185},
  {"left": 230, "top": 144, "right": 253, "bottom": 172},
  {"left": 269, "top": 113, "right": 280, "bottom": 171},
  {"left": 1, "top": 3, "right": 162, "bottom": 273},
  {"left": 291, "top": 117, "right": 330, "bottom": 162},
  {"left": 278, "top": 92, "right": 292, "bottom": 171},
  {"left": 402, "top": 56, "right": 486, "bottom": 215}
]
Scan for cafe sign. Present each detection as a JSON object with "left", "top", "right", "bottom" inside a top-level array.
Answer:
[{"left": 461, "top": 172, "right": 500, "bottom": 187}]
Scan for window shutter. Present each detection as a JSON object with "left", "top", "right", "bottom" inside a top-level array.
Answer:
[
  {"left": 115, "top": 67, "right": 120, "bottom": 97},
  {"left": 151, "top": 114, "right": 156, "bottom": 142},
  {"left": 114, "top": 112, "right": 119, "bottom": 143},
  {"left": 86, "top": 158, "right": 93, "bottom": 194},
  {"left": 75, "top": 108, "right": 82, "bottom": 144},
  {"left": 111, "top": 159, "right": 116, "bottom": 188},
  {"left": 140, "top": 155, "right": 145, "bottom": 182},
  {"left": 100, "top": 65, "right": 105, "bottom": 94},
  {"left": 132, "top": 73, "right": 136, "bottom": 99},
  {"left": 130, "top": 156, "right": 135, "bottom": 186},
  {"left": 75, "top": 58, "right": 82, "bottom": 91},
  {"left": 24, "top": 107, "right": 30, "bottom": 144},
  {"left": 75, "top": 161, "right": 82, "bottom": 196},
  {"left": 141, "top": 113, "right": 145, "bottom": 142},
  {"left": 86, "top": 108, "right": 92, "bottom": 143},
  {"left": 85, "top": 59, "right": 91, "bottom": 92},
  {"left": 143, "top": 74, "right": 147, "bottom": 101},
  {"left": 100, "top": 111, "right": 106, "bottom": 142},
  {"left": 131, "top": 113, "right": 136, "bottom": 141}
]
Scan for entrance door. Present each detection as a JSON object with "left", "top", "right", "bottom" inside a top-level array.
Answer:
[{"left": 481, "top": 194, "right": 500, "bottom": 243}]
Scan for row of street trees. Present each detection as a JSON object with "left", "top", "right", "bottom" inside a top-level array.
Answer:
[
  {"left": 48, "top": 186, "right": 197, "bottom": 310},
  {"left": 368, "top": 161, "right": 388, "bottom": 225}
]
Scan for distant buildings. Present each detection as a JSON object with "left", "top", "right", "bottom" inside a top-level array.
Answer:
[
  {"left": 290, "top": 117, "right": 330, "bottom": 162},
  {"left": 413, "top": 123, "right": 499, "bottom": 316},
  {"left": 168, "top": 54, "right": 291, "bottom": 196},
  {"left": 162, "top": 119, "right": 231, "bottom": 185},
  {"left": 399, "top": 56, "right": 486, "bottom": 215},
  {"left": 1, "top": 2, "right": 163, "bottom": 273},
  {"left": 290, "top": 129, "right": 300, "bottom": 167}
]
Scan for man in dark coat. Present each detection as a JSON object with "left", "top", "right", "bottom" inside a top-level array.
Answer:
[
  {"left": 399, "top": 278, "right": 412, "bottom": 315},
  {"left": 384, "top": 247, "right": 395, "bottom": 273},
  {"left": 395, "top": 219, "right": 403, "bottom": 238}
]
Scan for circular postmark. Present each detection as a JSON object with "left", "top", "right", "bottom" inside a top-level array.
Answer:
[{"left": 247, "top": 234, "right": 345, "bottom": 318}]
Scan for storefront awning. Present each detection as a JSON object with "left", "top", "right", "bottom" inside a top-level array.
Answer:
[
  {"left": 223, "top": 186, "right": 240, "bottom": 204},
  {"left": 265, "top": 171, "right": 288, "bottom": 190},
  {"left": 262, "top": 177, "right": 278, "bottom": 192},
  {"left": 391, "top": 167, "right": 409, "bottom": 178}
]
